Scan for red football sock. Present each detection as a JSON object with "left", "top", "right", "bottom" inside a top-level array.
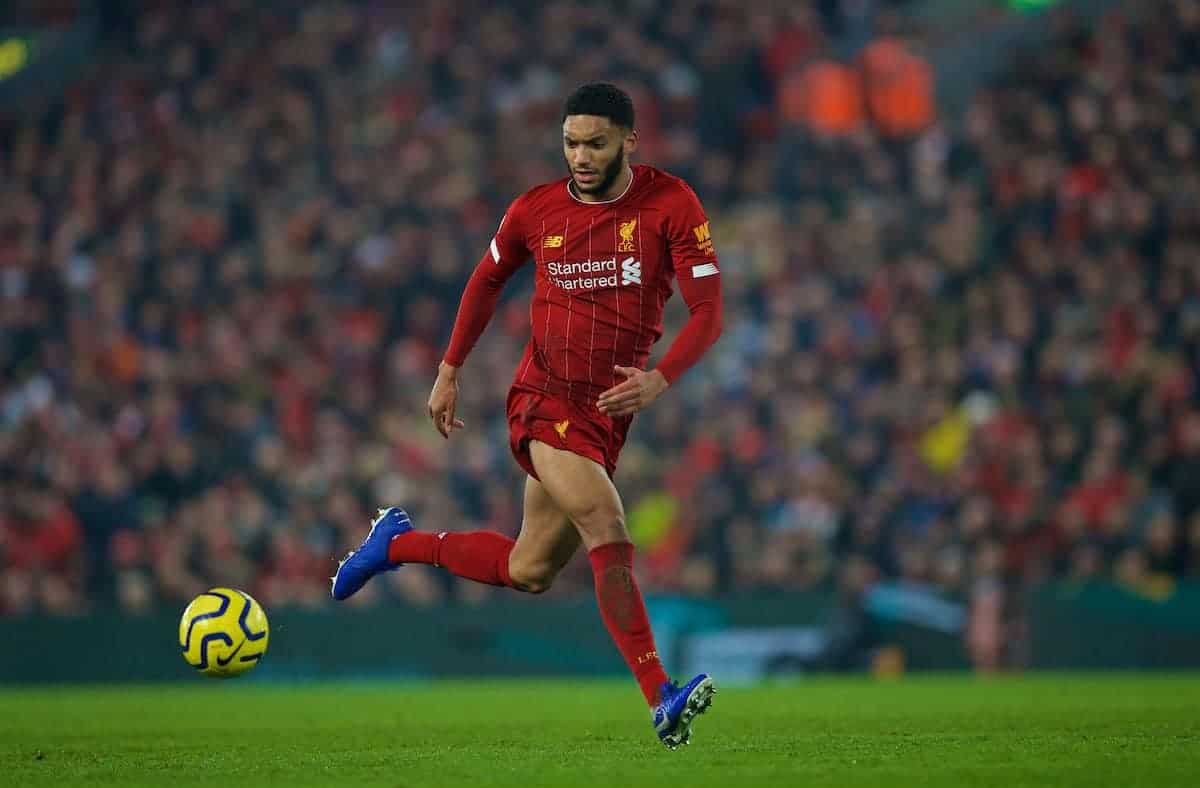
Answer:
[
  {"left": 388, "top": 530, "right": 515, "bottom": 587},
  {"left": 589, "top": 541, "right": 671, "bottom": 707}
]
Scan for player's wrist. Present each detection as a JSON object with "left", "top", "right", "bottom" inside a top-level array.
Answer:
[{"left": 438, "top": 360, "right": 460, "bottom": 379}]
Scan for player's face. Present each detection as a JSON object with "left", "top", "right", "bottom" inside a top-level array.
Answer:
[{"left": 563, "top": 115, "right": 636, "bottom": 197}]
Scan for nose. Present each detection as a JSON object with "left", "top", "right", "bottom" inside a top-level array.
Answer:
[{"left": 572, "top": 148, "right": 592, "bottom": 168}]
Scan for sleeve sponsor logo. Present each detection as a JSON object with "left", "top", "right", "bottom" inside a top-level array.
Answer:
[{"left": 692, "top": 221, "right": 714, "bottom": 255}]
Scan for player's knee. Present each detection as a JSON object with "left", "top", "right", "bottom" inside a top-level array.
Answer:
[
  {"left": 508, "top": 560, "right": 557, "bottom": 595},
  {"left": 569, "top": 502, "right": 627, "bottom": 545}
]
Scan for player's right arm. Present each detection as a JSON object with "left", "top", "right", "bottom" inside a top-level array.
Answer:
[{"left": 428, "top": 197, "right": 531, "bottom": 438}]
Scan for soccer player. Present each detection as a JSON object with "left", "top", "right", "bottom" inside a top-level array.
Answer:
[{"left": 332, "top": 83, "right": 723, "bottom": 749}]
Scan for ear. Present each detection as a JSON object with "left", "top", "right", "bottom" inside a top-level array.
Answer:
[{"left": 623, "top": 129, "right": 638, "bottom": 155}]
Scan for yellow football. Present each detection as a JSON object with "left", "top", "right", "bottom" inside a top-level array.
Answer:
[{"left": 179, "top": 588, "right": 269, "bottom": 678}]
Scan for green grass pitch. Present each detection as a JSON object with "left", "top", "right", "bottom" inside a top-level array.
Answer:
[{"left": 2, "top": 674, "right": 1198, "bottom": 787}]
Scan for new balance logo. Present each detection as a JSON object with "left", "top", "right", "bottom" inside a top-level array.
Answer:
[{"left": 621, "top": 257, "right": 641, "bottom": 286}]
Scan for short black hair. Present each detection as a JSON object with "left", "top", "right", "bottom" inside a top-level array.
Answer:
[{"left": 562, "top": 82, "right": 635, "bottom": 129}]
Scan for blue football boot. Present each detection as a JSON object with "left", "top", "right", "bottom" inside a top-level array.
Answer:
[
  {"left": 652, "top": 673, "right": 715, "bottom": 749},
  {"left": 331, "top": 507, "right": 412, "bottom": 600}
]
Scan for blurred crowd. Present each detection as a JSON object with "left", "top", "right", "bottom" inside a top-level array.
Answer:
[{"left": 2, "top": 0, "right": 1199, "bottom": 668}]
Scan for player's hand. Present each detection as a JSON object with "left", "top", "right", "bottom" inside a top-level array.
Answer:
[
  {"left": 427, "top": 362, "right": 467, "bottom": 439},
  {"left": 597, "top": 366, "right": 669, "bottom": 418}
]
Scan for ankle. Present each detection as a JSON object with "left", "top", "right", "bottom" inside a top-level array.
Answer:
[{"left": 386, "top": 530, "right": 438, "bottom": 565}]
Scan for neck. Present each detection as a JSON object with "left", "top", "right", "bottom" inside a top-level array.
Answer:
[{"left": 575, "top": 164, "right": 634, "bottom": 204}]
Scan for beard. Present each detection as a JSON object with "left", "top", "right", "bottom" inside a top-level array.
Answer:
[{"left": 572, "top": 146, "right": 625, "bottom": 197}]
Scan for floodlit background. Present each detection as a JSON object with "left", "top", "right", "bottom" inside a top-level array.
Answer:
[{"left": 2, "top": 0, "right": 1199, "bottom": 682}]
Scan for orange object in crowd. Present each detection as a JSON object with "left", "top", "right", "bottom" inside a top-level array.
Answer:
[
  {"left": 779, "top": 60, "right": 865, "bottom": 135},
  {"left": 861, "top": 37, "right": 935, "bottom": 137}
]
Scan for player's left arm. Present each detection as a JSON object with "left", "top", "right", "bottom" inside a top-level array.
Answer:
[{"left": 598, "top": 185, "right": 723, "bottom": 417}]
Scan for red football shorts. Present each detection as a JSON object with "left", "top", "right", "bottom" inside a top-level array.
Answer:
[{"left": 506, "top": 386, "right": 633, "bottom": 480}]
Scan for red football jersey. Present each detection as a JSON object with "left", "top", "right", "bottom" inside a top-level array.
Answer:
[{"left": 445, "top": 164, "right": 722, "bottom": 402}]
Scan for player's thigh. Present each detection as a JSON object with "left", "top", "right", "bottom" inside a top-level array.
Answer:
[
  {"left": 528, "top": 439, "right": 629, "bottom": 549},
  {"left": 509, "top": 475, "right": 580, "bottom": 579}
]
